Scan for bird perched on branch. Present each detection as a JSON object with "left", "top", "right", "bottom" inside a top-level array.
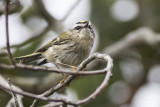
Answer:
[{"left": 15, "top": 21, "right": 95, "bottom": 83}]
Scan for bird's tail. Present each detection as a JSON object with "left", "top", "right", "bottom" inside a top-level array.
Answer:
[{"left": 14, "top": 53, "right": 43, "bottom": 64}]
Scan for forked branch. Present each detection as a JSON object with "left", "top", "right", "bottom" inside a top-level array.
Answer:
[{"left": 0, "top": 53, "right": 113, "bottom": 107}]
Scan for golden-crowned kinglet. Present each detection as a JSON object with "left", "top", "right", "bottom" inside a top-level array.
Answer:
[{"left": 15, "top": 21, "right": 95, "bottom": 70}]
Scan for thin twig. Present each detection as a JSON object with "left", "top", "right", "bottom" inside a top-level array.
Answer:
[
  {"left": 30, "top": 75, "right": 75, "bottom": 107},
  {"left": 0, "top": 63, "right": 106, "bottom": 75},
  {"left": 5, "top": 0, "right": 16, "bottom": 65},
  {"left": 8, "top": 78, "right": 20, "bottom": 107},
  {"left": 31, "top": 53, "right": 113, "bottom": 107},
  {"left": 60, "top": 0, "right": 82, "bottom": 21}
]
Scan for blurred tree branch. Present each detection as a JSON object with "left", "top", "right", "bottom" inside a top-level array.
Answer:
[
  {"left": 0, "top": 75, "right": 23, "bottom": 107},
  {"left": 0, "top": 0, "right": 22, "bottom": 15},
  {"left": 103, "top": 27, "right": 160, "bottom": 57},
  {"left": 7, "top": 78, "right": 20, "bottom": 107},
  {"left": 5, "top": 0, "right": 16, "bottom": 65},
  {"left": 88, "top": 27, "right": 160, "bottom": 70}
]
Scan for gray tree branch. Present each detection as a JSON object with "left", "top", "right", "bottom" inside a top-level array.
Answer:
[
  {"left": 31, "top": 53, "right": 113, "bottom": 107},
  {"left": 0, "top": 53, "right": 113, "bottom": 107},
  {"left": 0, "top": 63, "right": 106, "bottom": 76}
]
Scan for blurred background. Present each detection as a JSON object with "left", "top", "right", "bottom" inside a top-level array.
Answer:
[{"left": 1, "top": 0, "right": 160, "bottom": 107}]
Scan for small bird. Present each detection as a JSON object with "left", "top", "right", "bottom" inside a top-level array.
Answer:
[{"left": 15, "top": 21, "right": 95, "bottom": 82}]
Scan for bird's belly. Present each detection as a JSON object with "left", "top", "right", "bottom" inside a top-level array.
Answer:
[
  {"left": 60, "top": 52, "right": 85, "bottom": 66},
  {"left": 58, "top": 47, "right": 89, "bottom": 66},
  {"left": 43, "top": 44, "right": 91, "bottom": 67}
]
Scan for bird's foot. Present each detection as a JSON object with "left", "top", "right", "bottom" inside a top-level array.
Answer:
[
  {"left": 60, "top": 75, "right": 66, "bottom": 84},
  {"left": 73, "top": 66, "right": 77, "bottom": 70}
]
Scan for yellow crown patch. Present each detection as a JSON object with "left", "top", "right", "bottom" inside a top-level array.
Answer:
[
  {"left": 76, "top": 21, "right": 88, "bottom": 24},
  {"left": 80, "top": 21, "right": 85, "bottom": 23}
]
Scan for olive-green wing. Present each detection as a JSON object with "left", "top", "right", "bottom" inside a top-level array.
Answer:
[{"left": 34, "top": 32, "right": 72, "bottom": 53}]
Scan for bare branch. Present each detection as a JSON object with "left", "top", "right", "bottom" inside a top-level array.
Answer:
[
  {"left": 5, "top": 0, "right": 16, "bottom": 65},
  {"left": 0, "top": 53, "right": 113, "bottom": 107},
  {"left": 0, "top": 83, "right": 78, "bottom": 106},
  {"left": 61, "top": 0, "right": 82, "bottom": 21},
  {"left": 8, "top": 78, "right": 20, "bottom": 107},
  {"left": 76, "top": 53, "right": 113, "bottom": 105},
  {"left": 31, "top": 53, "right": 113, "bottom": 107},
  {"left": 0, "top": 63, "right": 106, "bottom": 76}
]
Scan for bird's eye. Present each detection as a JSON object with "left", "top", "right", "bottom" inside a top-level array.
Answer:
[{"left": 75, "top": 26, "right": 82, "bottom": 30}]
